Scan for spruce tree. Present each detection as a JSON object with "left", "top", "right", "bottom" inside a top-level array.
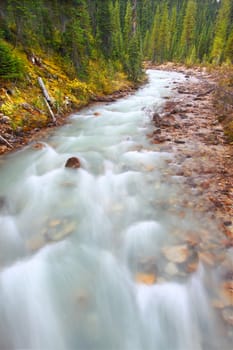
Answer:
[
  {"left": 0, "top": 40, "right": 23, "bottom": 80},
  {"left": 211, "top": 0, "right": 232, "bottom": 64},
  {"left": 180, "top": 0, "right": 197, "bottom": 62}
]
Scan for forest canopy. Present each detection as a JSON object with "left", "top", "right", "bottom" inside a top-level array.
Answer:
[{"left": 0, "top": 0, "right": 232, "bottom": 83}]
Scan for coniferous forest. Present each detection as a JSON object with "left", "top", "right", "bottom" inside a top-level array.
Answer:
[
  {"left": 0, "top": 0, "right": 233, "bottom": 133},
  {"left": 1, "top": 0, "right": 233, "bottom": 81}
]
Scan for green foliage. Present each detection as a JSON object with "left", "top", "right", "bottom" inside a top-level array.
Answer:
[
  {"left": 0, "top": 40, "right": 24, "bottom": 80},
  {"left": 180, "top": 0, "right": 197, "bottom": 61},
  {"left": 225, "top": 28, "right": 233, "bottom": 63},
  {"left": 125, "top": 33, "right": 142, "bottom": 82},
  {"left": 141, "top": 0, "right": 233, "bottom": 66},
  {"left": 211, "top": 0, "right": 232, "bottom": 64},
  {"left": 1, "top": 0, "right": 232, "bottom": 88}
]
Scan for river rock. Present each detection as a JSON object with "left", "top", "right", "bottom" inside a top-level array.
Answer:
[
  {"left": 49, "top": 219, "right": 61, "bottom": 227},
  {"left": 65, "top": 157, "right": 81, "bottom": 169},
  {"left": 152, "top": 112, "right": 161, "bottom": 126},
  {"left": 162, "top": 245, "right": 189, "bottom": 264},
  {"left": 26, "top": 235, "right": 46, "bottom": 252},
  {"left": 165, "top": 262, "right": 179, "bottom": 276},
  {"left": 0, "top": 196, "right": 6, "bottom": 210},
  {"left": 220, "top": 281, "right": 233, "bottom": 307},
  {"left": 221, "top": 308, "right": 233, "bottom": 326},
  {"left": 135, "top": 272, "right": 156, "bottom": 285},
  {"left": 198, "top": 251, "right": 215, "bottom": 266},
  {"left": 0, "top": 115, "right": 10, "bottom": 124},
  {"left": 47, "top": 221, "right": 77, "bottom": 241},
  {"left": 32, "top": 142, "right": 46, "bottom": 150},
  {"left": 0, "top": 145, "right": 8, "bottom": 154}
]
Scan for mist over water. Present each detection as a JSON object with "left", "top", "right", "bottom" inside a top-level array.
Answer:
[{"left": 0, "top": 70, "right": 231, "bottom": 350}]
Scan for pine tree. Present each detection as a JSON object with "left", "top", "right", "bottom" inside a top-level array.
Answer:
[
  {"left": 158, "top": 2, "right": 170, "bottom": 62},
  {"left": 0, "top": 40, "right": 23, "bottom": 79},
  {"left": 211, "top": 0, "right": 232, "bottom": 64},
  {"left": 150, "top": 7, "right": 160, "bottom": 62},
  {"left": 169, "top": 5, "right": 177, "bottom": 60},
  {"left": 180, "top": 0, "right": 197, "bottom": 61},
  {"left": 123, "top": 1, "right": 133, "bottom": 49},
  {"left": 225, "top": 27, "right": 233, "bottom": 62},
  {"left": 96, "top": 0, "right": 113, "bottom": 58},
  {"left": 110, "top": 0, "right": 123, "bottom": 61}
]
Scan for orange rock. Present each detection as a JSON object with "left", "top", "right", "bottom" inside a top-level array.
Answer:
[
  {"left": 220, "top": 281, "right": 233, "bottom": 306},
  {"left": 94, "top": 112, "right": 101, "bottom": 116},
  {"left": 135, "top": 273, "right": 156, "bottom": 285},
  {"left": 198, "top": 251, "right": 215, "bottom": 266},
  {"left": 186, "top": 261, "right": 199, "bottom": 273}
]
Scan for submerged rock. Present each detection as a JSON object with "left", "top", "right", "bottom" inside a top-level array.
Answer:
[
  {"left": 65, "top": 157, "right": 81, "bottom": 169},
  {"left": 162, "top": 244, "right": 189, "bottom": 264},
  {"left": 32, "top": 142, "right": 46, "bottom": 150},
  {"left": 135, "top": 272, "right": 157, "bottom": 285}
]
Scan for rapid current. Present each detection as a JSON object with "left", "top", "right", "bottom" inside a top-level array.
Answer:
[{"left": 0, "top": 70, "right": 232, "bottom": 350}]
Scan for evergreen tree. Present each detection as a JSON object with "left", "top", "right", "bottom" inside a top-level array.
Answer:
[
  {"left": 169, "top": 5, "right": 178, "bottom": 60},
  {"left": 150, "top": 7, "right": 160, "bottom": 62},
  {"left": 110, "top": 0, "right": 123, "bottom": 61},
  {"left": 96, "top": 0, "right": 113, "bottom": 58},
  {"left": 0, "top": 39, "right": 23, "bottom": 79},
  {"left": 225, "top": 27, "right": 233, "bottom": 62},
  {"left": 158, "top": 2, "right": 170, "bottom": 62},
  {"left": 62, "top": 1, "right": 94, "bottom": 77},
  {"left": 211, "top": 0, "right": 232, "bottom": 63},
  {"left": 123, "top": 1, "right": 133, "bottom": 48},
  {"left": 180, "top": 0, "right": 197, "bottom": 61}
]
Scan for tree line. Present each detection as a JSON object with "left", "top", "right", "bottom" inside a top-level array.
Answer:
[{"left": 0, "top": 0, "right": 232, "bottom": 83}]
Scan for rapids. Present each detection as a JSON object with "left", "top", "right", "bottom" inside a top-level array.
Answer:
[{"left": 0, "top": 70, "right": 232, "bottom": 350}]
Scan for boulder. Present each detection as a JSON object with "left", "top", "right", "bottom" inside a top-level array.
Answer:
[
  {"left": 152, "top": 112, "right": 161, "bottom": 126},
  {"left": 65, "top": 157, "right": 81, "bottom": 169},
  {"left": 0, "top": 115, "right": 10, "bottom": 124}
]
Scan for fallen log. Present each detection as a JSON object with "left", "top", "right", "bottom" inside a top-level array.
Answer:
[
  {"left": 0, "top": 135, "right": 13, "bottom": 148},
  {"left": 38, "top": 77, "right": 52, "bottom": 104},
  {"left": 38, "top": 77, "right": 56, "bottom": 124},
  {"left": 43, "top": 97, "right": 56, "bottom": 124}
]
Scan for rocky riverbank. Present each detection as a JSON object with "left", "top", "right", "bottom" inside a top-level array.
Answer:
[
  {"left": 148, "top": 63, "right": 233, "bottom": 240},
  {"left": 144, "top": 64, "right": 233, "bottom": 332}
]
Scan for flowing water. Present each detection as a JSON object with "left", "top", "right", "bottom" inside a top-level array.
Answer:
[{"left": 0, "top": 70, "right": 232, "bottom": 350}]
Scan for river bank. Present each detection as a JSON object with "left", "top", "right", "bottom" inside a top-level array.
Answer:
[
  {"left": 0, "top": 84, "right": 137, "bottom": 155},
  {"left": 147, "top": 63, "right": 233, "bottom": 240}
]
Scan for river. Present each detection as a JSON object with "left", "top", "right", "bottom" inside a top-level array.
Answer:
[{"left": 0, "top": 70, "right": 232, "bottom": 350}]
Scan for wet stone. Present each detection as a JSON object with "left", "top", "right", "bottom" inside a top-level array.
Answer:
[
  {"left": 165, "top": 262, "right": 179, "bottom": 276},
  {"left": 222, "top": 308, "right": 233, "bottom": 326},
  {"left": 162, "top": 245, "right": 189, "bottom": 264},
  {"left": 135, "top": 272, "right": 157, "bottom": 285},
  {"left": 65, "top": 157, "right": 81, "bottom": 169},
  {"left": 32, "top": 142, "right": 46, "bottom": 150}
]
